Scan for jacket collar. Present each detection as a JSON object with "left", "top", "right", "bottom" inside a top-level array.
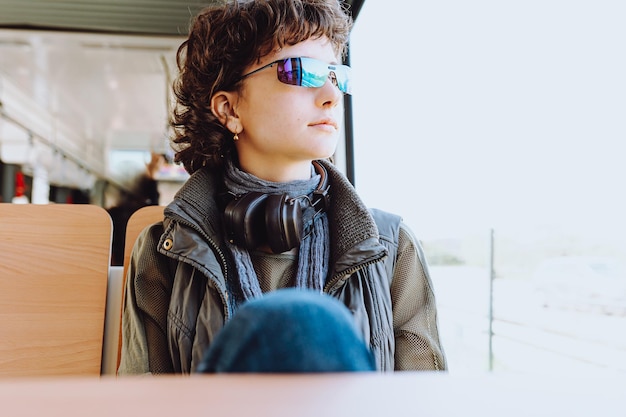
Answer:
[
  {"left": 164, "top": 160, "right": 387, "bottom": 275},
  {"left": 163, "top": 167, "right": 224, "bottom": 242},
  {"left": 316, "top": 160, "right": 387, "bottom": 277}
]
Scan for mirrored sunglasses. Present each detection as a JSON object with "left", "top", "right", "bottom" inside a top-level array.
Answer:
[{"left": 236, "top": 57, "right": 352, "bottom": 95}]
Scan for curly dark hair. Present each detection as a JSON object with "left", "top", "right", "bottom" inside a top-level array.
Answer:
[{"left": 170, "top": 0, "right": 353, "bottom": 174}]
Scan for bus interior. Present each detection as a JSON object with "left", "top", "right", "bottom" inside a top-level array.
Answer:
[{"left": 1, "top": 0, "right": 625, "bottom": 382}]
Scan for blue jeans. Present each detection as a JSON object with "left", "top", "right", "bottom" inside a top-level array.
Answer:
[{"left": 196, "top": 289, "right": 376, "bottom": 373}]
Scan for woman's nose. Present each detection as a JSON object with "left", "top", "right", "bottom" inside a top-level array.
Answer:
[{"left": 317, "top": 72, "right": 342, "bottom": 107}]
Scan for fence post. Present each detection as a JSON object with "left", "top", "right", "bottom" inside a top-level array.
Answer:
[{"left": 488, "top": 228, "right": 495, "bottom": 371}]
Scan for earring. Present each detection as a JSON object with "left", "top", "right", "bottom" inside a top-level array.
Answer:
[{"left": 233, "top": 131, "right": 239, "bottom": 141}]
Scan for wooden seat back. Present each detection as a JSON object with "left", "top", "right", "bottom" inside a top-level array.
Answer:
[{"left": 0, "top": 203, "right": 112, "bottom": 377}]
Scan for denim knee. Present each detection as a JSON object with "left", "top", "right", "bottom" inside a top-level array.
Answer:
[{"left": 197, "top": 288, "right": 375, "bottom": 373}]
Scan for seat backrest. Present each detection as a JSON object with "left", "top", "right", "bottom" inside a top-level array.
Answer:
[
  {"left": 116, "top": 205, "right": 164, "bottom": 371},
  {"left": 0, "top": 203, "right": 112, "bottom": 377},
  {"left": 122, "top": 205, "right": 165, "bottom": 282}
]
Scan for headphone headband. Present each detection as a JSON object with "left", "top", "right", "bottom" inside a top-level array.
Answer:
[
  {"left": 222, "top": 160, "right": 331, "bottom": 253},
  {"left": 311, "top": 160, "right": 330, "bottom": 212}
]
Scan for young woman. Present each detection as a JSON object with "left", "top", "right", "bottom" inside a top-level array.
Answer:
[{"left": 118, "top": 0, "right": 447, "bottom": 374}]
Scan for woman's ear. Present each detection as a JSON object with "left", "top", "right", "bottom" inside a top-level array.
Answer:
[{"left": 211, "top": 91, "right": 241, "bottom": 133}]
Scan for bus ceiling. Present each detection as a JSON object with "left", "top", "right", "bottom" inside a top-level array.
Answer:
[
  {"left": 0, "top": 1, "right": 366, "bottom": 37},
  {"left": 0, "top": 0, "right": 365, "bottom": 187}
]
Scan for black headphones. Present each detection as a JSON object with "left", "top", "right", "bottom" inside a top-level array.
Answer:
[{"left": 223, "top": 161, "right": 330, "bottom": 254}]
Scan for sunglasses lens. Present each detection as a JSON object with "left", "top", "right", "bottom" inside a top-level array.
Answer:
[
  {"left": 277, "top": 58, "right": 302, "bottom": 86},
  {"left": 300, "top": 58, "right": 330, "bottom": 88},
  {"left": 277, "top": 57, "right": 352, "bottom": 94},
  {"left": 332, "top": 65, "right": 352, "bottom": 95}
]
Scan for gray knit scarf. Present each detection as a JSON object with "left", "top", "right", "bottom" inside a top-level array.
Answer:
[{"left": 223, "top": 159, "right": 330, "bottom": 300}]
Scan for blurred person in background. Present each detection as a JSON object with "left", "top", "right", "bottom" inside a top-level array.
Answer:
[{"left": 108, "top": 152, "right": 164, "bottom": 266}]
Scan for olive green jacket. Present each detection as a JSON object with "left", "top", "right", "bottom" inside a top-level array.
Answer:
[{"left": 119, "top": 160, "right": 446, "bottom": 374}]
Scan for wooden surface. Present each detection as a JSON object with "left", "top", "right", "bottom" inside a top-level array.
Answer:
[
  {"left": 0, "top": 203, "right": 111, "bottom": 377},
  {"left": 0, "top": 373, "right": 624, "bottom": 416}
]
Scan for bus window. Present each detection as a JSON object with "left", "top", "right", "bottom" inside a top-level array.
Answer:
[{"left": 350, "top": 1, "right": 626, "bottom": 375}]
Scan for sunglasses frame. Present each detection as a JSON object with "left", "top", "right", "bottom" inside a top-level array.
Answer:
[{"left": 235, "top": 57, "right": 352, "bottom": 95}]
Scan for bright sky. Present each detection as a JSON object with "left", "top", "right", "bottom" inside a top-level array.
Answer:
[{"left": 349, "top": 1, "right": 626, "bottom": 239}]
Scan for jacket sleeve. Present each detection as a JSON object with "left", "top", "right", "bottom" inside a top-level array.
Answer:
[
  {"left": 391, "top": 223, "right": 448, "bottom": 371},
  {"left": 118, "top": 222, "right": 175, "bottom": 374}
]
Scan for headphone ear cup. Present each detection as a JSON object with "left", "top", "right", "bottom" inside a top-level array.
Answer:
[
  {"left": 265, "top": 194, "right": 303, "bottom": 254},
  {"left": 223, "top": 192, "right": 268, "bottom": 250}
]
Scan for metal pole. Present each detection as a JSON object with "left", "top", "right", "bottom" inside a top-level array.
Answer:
[
  {"left": 341, "top": 0, "right": 367, "bottom": 186},
  {"left": 488, "top": 228, "right": 495, "bottom": 371},
  {"left": 342, "top": 45, "right": 355, "bottom": 186}
]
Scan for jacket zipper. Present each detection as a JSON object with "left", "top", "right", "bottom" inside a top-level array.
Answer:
[
  {"left": 324, "top": 253, "right": 387, "bottom": 293},
  {"left": 165, "top": 215, "right": 232, "bottom": 320}
]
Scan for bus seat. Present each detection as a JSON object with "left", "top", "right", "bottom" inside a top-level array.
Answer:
[
  {"left": 101, "top": 265, "right": 123, "bottom": 375},
  {"left": 0, "top": 203, "right": 111, "bottom": 377},
  {"left": 114, "top": 205, "right": 165, "bottom": 372}
]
